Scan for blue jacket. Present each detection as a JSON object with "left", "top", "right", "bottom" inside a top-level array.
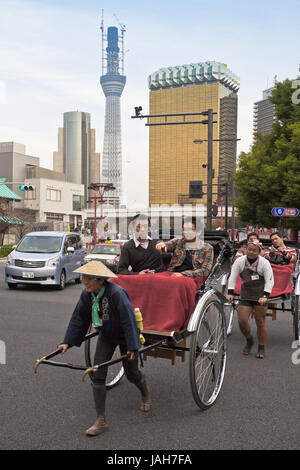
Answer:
[{"left": 63, "top": 282, "right": 141, "bottom": 352}]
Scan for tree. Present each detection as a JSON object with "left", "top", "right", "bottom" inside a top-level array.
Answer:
[{"left": 234, "top": 79, "right": 300, "bottom": 234}]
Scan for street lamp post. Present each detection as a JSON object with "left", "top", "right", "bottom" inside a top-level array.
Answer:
[
  {"left": 207, "top": 109, "right": 214, "bottom": 231},
  {"left": 87, "top": 183, "right": 115, "bottom": 246},
  {"left": 194, "top": 137, "right": 240, "bottom": 233},
  {"left": 131, "top": 107, "right": 217, "bottom": 230}
]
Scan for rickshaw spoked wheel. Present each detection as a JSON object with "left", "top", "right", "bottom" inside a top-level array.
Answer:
[
  {"left": 189, "top": 296, "right": 227, "bottom": 410},
  {"left": 223, "top": 301, "right": 234, "bottom": 336},
  {"left": 292, "top": 294, "right": 300, "bottom": 341},
  {"left": 84, "top": 324, "right": 125, "bottom": 390}
]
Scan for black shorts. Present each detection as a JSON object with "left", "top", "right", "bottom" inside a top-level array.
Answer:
[{"left": 238, "top": 299, "right": 260, "bottom": 307}]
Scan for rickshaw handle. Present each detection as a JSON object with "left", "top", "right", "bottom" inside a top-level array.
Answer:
[{"left": 34, "top": 330, "right": 99, "bottom": 374}]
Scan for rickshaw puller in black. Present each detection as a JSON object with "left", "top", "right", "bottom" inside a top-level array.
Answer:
[{"left": 58, "top": 261, "right": 151, "bottom": 437}]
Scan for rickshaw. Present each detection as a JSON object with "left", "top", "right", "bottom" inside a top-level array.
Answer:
[
  {"left": 220, "top": 238, "right": 300, "bottom": 341},
  {"left": 35, "top": 231, "right": 235, "bottom": 411}
]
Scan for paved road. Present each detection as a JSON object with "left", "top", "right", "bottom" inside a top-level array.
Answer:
[{"left": 0, "top": 261, "right": 299, "bottom": 450}]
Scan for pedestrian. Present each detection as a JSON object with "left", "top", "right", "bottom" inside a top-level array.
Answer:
[
  {"left": 58, "top": 260, "right": 151, "bottom": 437},
  {"left": 226, "top": 240, "right": 274, "bottom": 359}
]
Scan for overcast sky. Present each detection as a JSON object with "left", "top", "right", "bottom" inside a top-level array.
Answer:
[{"left": 0, "top": 0, "right": 299, "bottom": 206}]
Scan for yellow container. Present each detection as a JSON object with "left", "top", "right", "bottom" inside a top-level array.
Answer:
[{"left": 134, "top": 308, "right": 145, "bottom": 344}]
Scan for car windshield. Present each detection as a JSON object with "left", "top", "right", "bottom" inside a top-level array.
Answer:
[
  {"left": 91, "top": 245, "right": 120, "bottom": 255},
  {"left": 16, "top": 236, "right": 63, "bottom": 253}
]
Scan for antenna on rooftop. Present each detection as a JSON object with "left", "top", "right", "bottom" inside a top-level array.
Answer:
[
  {"left": 100, "top": 9, "right": 105, "bottom": 75},
  {"left": 113, "top": 13, "right": 126, "bottom": 75}
]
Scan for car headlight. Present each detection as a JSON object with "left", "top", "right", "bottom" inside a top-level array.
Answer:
[
  {"left": 6, "top": 254, "right": 14, "bottom": 265},
  {"left": 46, "top": 256, "right": 60, "bottom": 267}
]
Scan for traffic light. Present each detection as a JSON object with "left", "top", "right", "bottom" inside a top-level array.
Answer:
[{"left": 19, "top": 183, "right": 35, "bottom": 191}]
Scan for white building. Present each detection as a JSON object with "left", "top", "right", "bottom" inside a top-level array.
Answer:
[{"left": 23, "top": 166, "right": 86, "bottom": 231}]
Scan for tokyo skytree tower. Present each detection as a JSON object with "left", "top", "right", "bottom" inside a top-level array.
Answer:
[{"left": 100, "top": 22, "right": 126, "bottom": 204}]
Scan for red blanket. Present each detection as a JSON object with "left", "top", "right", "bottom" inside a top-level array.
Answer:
[
  {"left": 111, "top": 272, "right": 205, "bottom": 332},
  {"left": 234, "top": 263, "right": 294, "bottom": 297}
]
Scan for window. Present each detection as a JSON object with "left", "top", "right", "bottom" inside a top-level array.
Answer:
[
  {"left": 46, "top": 188, "right": 61, "bottom": 201},
  {"left": 72, "top": 195, "right": 84, "bottom": 211},
  {"left": 45, "top": 213, "right": 64, "bottom": 221},
  {"left": 24, "top": 189, "right": 36, "bottom": 200},
  {"left": 64, "top": 235, "right": 82, "bottom": 252}
]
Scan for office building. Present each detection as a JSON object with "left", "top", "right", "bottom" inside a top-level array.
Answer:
[
  {"left": 53, "top": 111, "right": 100, "bottom": 203},
  {"left": 253, "top": 87, "right": 275, "bottom": 138},
  {"left": 148, "top": 61, "right": 239, "bottom": 206},
  {"left": 0, "top": 142, "right": 39, "bottom": 207},
  {"left": 23, "top": 165, "right": 85, "bottom": 231}
]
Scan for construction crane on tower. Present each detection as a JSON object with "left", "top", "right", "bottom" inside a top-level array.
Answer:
[{"left": 113, "top": 13, "right": 126, "bottom": 76}]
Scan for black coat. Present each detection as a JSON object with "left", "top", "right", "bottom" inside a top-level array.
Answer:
[
  {"left": 117, "top": 239, "right": 164, "bottom": 275},
  {"left": 63, "top": 282, "right": 141, "bottom": 352}
]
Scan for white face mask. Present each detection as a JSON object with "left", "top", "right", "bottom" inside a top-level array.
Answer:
[
  {"left": 183, "top": 230, "right": 197, "bottom": 241},
  {"left": 135, "top": 230, "right": 147, "bottom": 240},
  {"left": 134, "top": 223, "right": 149, "bottom": 240}
]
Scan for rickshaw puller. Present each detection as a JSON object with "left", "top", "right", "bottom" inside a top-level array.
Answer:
[
  {"left": 58, "top": 261, "right": 151, "bottom": 437},
  {"left": 226, "top": 240, "right": 274, "bottom": 359}
]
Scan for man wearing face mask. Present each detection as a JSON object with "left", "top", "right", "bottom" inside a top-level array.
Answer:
[
  {"left": 117, "top": 214, "right": 164, "bottom": 275},
  {"left": 156, "top": 218, "right": 214, "bottom": 279}
]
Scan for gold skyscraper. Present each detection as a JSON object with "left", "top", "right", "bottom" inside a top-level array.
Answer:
[{"left": 148, "top": 62, "right": 239, "bottom": 207}]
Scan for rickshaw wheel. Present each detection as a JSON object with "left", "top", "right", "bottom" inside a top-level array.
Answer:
[
  {"left": 189, "top": 296, "right": 227, "bottom": 410},
  {"left": 221, "top": 278, "right": 234, "bottom": 336},
  {"left": 223, "top": 301, "right": 234, "bottom": 336},
  {"left": 292, "top": 294, "right": 300, "bottom": 341},
  {"left": 84, "top": 324, "right": 125, "bottom": 390}
]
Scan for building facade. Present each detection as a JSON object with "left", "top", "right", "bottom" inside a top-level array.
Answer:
[
  {"left": 100, "top": 26, "right": 126, "bottom": 206},
  {"left": 253, "top": 87, "right": 275, "bottom": 138},
  {"left": 53, "top": 111, "right": 100, "bottom": 203},
  {"left": 23, "top": 165, "right": 85, "bottom": 231},
  {"left": 0, "top": 142, "right": 40, "bottom": 207},
  {"left": 148, "top": 62, "right": 239, "bottom": 207}
]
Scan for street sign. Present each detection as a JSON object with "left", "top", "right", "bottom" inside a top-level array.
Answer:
[{"left": 271, "top": 207, "right": 299, "bottom": 217}]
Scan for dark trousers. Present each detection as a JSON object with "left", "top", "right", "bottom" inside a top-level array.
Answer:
[{"left": 91, "top": 335, "right": 147, "bottom": 416}]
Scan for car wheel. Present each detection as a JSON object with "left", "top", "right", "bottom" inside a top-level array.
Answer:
[
  {"left": 56, "top": 270, "right": 66, "bottom": 290},
  {"left": 8, "top": 283, "right": 18, "bottom": 289}
]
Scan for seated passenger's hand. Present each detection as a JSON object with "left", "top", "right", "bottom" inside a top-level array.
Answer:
[
  {"left": 171, "top": 272, "right": 184, "bottom": 277},
  {"left": 139, "top": 269, "right": 152, "bottom": 275},
  {"left": 226, "top": 294, "right": 234, "bottom": 302},
  {"left": 156, "top": 241, "right": 167, "bottom": 253}
]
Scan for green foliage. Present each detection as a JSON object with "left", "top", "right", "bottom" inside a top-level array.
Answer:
[
  {"left": 234, "top": 79, "right": 300, "bottom": 230},
  {"left": 0, "top": 244, "right": 14, "bottom": 258}
]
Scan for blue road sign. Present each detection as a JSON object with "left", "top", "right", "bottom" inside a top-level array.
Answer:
[
  {"left": 272, "top": 207, "right": 299, "bottom": 217},
  {"left": 271, "top": 207, "right": 285, "bottom": 216}
]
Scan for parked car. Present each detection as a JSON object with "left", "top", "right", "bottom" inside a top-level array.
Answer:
[
  {"left": 5, "top": 231, "right": 86, "bottom": 290},
  {"left": 84, "top": 241, "right": 123, "bottom": 273}
]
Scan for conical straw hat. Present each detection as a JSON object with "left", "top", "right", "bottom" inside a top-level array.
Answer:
[{"left": 73, "top": 260, "right": 117, "bottom": 278}]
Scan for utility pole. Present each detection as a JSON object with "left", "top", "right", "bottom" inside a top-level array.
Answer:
[
  {"left": 132, "top": 108, "right": 217, "bottom": 230},
  {"left": 206, "top": 109, "right": 214, "bottom": 231}
]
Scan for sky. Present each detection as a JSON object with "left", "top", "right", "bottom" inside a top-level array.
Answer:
[{"left": 0, "top": 0, "right": 299, "bottom": 206}]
